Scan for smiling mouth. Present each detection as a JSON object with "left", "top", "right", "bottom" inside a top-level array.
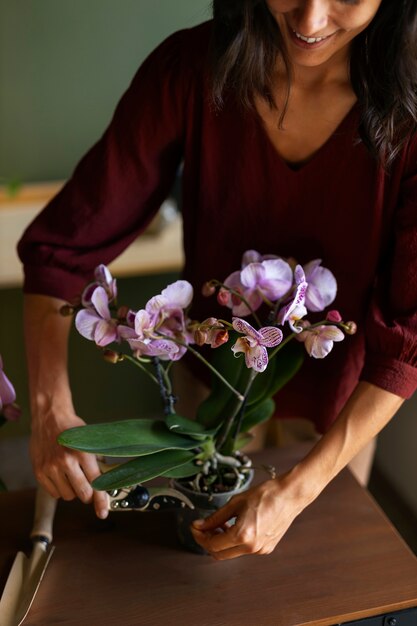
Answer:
[{"left": 293, "top": 30, "right": 332, "bottom": 44}]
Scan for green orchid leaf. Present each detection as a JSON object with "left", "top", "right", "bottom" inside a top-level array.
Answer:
[
  {"left": 165, "top": 413, "right": 217, "bottom": 439},
  {"left": 161, "top": 460, "right": 200, "bottom": 479},
  {"left": 58, "top": 419, "right": 197, "bottom": 457},
  {"left": 240, "top": 398, "right": 276, "bottom": 433},
  {"left": 92, "top": 449, "right": 196, "bottom": 490}
]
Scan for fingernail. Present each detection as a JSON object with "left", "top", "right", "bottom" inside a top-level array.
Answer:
[
  {"left": 192, "top": 519, "right": 204, "bottom": 528},
  {"left": 98, "top": 509, "right": 108, "bottom": 519}
]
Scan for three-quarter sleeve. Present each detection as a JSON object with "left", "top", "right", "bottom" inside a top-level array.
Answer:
[
  {"left": 360, "top": 138, "right": 417, "bottom": 398},
  {"left": 18, "top": 29, "right": 192, "bottom": 302}
]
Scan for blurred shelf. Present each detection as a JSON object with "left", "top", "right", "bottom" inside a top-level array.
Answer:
[{"left": 0, "top": 181, "right": 183, "bottom": 288}]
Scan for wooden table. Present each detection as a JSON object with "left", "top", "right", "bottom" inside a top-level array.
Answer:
[{"left": 1, "top": 446, "right": 417, "bottom": 626}]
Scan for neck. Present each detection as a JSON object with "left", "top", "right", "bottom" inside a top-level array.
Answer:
[{"left": 277, "top": 47, "right": 351, "bottom": 92}]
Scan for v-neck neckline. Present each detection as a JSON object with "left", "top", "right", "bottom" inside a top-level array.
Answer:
[{"left": 252, "top": 101, "right": 359, "bottom": 174}]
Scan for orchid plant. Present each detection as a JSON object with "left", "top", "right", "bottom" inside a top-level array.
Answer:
[
  {"left": 0, "top": 355, "right": 21, "bottom": 491},
  {"left": 58, "top": 251, "right": 356, "bottom": 495}
]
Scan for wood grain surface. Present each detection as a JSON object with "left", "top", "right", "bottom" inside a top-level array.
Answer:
[{"left": 1, "top": 445, "right": 416, "bottom": 626}]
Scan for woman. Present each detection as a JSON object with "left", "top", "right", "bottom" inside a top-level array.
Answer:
[{"left": 18, "top": 0, "right": 417, "bottom": 560}]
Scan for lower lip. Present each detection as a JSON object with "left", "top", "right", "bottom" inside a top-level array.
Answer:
[{"left": 288, "top": 25, "right": 334, "bottom": 50}]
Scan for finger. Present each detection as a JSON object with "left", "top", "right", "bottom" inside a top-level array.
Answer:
[
  {"left": 209, "top": 544, "right": 251, "bottom": 561},
  {"left": 192, "top": 502, "right": 237, "bottom": 532},
  {"left": 40, "top": 476, "right": 60, "bottom": 500},
  {"left": 66, "top": 464, "right": 94, "bottom": 504},
  {"left": 80, "top": 455, "right": 109, "bottom": 519},
  {"left": 92, "top": 490, "right": 109, "bottom": 519},
  {"left": 47, "top": 471, "right": 77, "bottom": 501},
  {"left": 191, "top": 525, "right": 240, "bottom": 554}
]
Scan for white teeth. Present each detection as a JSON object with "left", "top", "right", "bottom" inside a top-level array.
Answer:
[{"left": 293, "top": 30, "right": 326, "bottom": 44}]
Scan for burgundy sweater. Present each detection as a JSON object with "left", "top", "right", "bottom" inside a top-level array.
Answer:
[{"left": 18, "top": 22, "right": 417, "bottom": 433}]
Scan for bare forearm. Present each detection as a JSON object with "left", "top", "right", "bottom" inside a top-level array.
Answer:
[
  {"left": 287, "top": 381, "right": 404, "bottom": 504},
  {"left": 23, "top": 293, "right": 74, "bottom": 418}
]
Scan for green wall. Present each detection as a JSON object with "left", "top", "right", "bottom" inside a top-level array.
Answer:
[
  {"left": 0, "top": 0, "right": 210, "bottom": 182},
  {"left": 0, "top": 1, "right": 209, "bottom": 439}
]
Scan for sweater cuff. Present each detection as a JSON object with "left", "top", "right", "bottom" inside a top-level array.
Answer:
[
  {"left": 360, "top": 353, "right": 417, "bottom": 399},
  {"left": 22, "top": 265, "right": 88, "bottom": 303}
]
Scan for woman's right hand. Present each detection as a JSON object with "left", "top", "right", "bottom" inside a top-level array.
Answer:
[
  {"left": 24, "top": 294, "right": 109, "bottom": 519},
  {"left": 30, "top": 407, "right": 109, "bottom": 519}
]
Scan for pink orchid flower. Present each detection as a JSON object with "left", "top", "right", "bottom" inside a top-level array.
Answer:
[
  {"left": 303, "top": 259, "right": 337, "bottom": 312},
  {"left": 81, "top": 264, "right": 117, "bottom": 307},
  {"left": 0, "top": 355, "right": 20, "bottom": 421},
  {"left": 75, "top": 286, "right": 118, "bottom": 347},
  {"left": 231, "top": 318, "right": 283, "bottom": 373},
  {"left": 296, "top": 324, "right": 344, "bottom": 358},
  {"left": 241, "top": 250, "right": 279, "bottom": 266},
  {"left": 277, "top": 265, "right": 308, "bottom": 332},
  {"left": 119, "top": 308, "right": 184, "bottom": 361},
  {"left": 223, "top": 258, "right": 293, "bottom": 316},
  {"left": 119, "top": 281, "right": 194, "bottom": 361}
]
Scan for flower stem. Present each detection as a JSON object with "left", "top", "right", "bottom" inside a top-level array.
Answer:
[
  {"left": 122, "top": 354, "right": 159, "bottom": 385},
  {"left": 215, "top": 368, "right": 258, "bottom": 451},
  {"left": 157, "top": 333, "right": 244, "bottom": 402},
  {"left": 152, "top": 357, "right": 176, "bottom": 415},
  {"left": 212, "top": 280, "right": 263, "bottom": 327}
]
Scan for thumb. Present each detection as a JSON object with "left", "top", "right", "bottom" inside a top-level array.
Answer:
[{"left": 192, "top": 501, "right": 236, "bottom": 531}]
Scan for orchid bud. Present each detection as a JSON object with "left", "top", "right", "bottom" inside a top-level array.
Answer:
[
  {"left": 202, "top": 281, "right": 216, "bottom": 297},
  {"left": 103, "top": 349, "right": 122, "bottom": 364},
  {"left": 60, "top": 304, "right": 75, "bottom": 317},
  {"left": 211, "top": 329, "right": 229, "bottom": 348},
  {"left": 117, "top": 305, "right": 130, "bottom": 321},
  {"left": 217, "top": 288, "right": 229, "bottom": 306},
  {"left": 326, "top": 310, "right": 342, "bottom": 323},
  {"left": 344, "top": 321, "right": 357, "bottom": 335},
  {"left": 194, "top": 329, "right": 208, "bottom": 346}
]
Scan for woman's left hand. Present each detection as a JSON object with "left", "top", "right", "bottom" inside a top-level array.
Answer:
[{"left": 190, "top": 476, "right": 308, "bottom": 560}]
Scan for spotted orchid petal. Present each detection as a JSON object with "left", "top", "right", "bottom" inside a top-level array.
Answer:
[
  {"left": 232, "top": 318, "right": 282, "bottom": 372},
  {"left": 232, "top": 338, "right": 269, "bottom": 373},
  {"left": 232, "top": 317, "right": 263, "bottom": 342},
  {"left": 258, "top": 326, "right": 283, "bottom": 347},
  {"left": 277, "top": 264, "right": 308, "bottom": 328},
  {"left": 141, "top": 338, "right": 183, "bottom": 361},
  {"left": 304, "top": 260, "right": 337, "bottom": 312}
]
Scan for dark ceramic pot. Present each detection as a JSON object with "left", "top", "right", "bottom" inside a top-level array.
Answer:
[{"left": 171, "top": 470, "right": 254, "bottom": 554}]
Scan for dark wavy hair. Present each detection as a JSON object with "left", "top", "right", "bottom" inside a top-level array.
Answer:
[{"left": 210, "top": 0, "right": 417, "bottom": 166}]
